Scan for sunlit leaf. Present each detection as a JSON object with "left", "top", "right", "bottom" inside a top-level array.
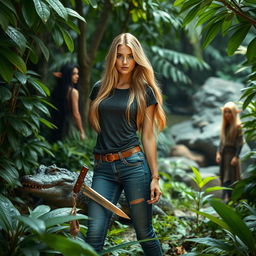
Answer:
[
  {"left": 58, "top": 26, "right": 74, "bottom": 52},
  {"left": 5, "top": 26, "right": 27, "bottom": 51},
  {"left": 33, "top": 0, "right": 50, "bottom": 23},
  {"left": 66, "top": 8, "right": 86, "bottom": 22},
  {"left": 46, "top": 0, "right": 68, "bottom": 20}
]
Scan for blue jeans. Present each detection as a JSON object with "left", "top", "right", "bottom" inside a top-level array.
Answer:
[{"left": 86, "top": 150, "right": 163, "bottom": 256}]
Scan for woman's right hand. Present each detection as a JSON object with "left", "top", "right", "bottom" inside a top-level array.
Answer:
[
  {"left": 80, "top": 131, "right": 85, "bottom": 140},
  {"left": 216, "top": 152, "right": 221, "bottom": 164}
]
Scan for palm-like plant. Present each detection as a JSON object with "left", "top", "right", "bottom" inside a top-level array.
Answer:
[
  {"left": 185, "top": 201, "right": 256, "bottom": 255},
  {"left": 150, "top": 46, "right": 210, "bottom": 84},
  {"left": 0, "top": 195, "right": 97, "bottom": 256}
]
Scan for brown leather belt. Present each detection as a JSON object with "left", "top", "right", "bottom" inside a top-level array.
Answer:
[{"left": 94, "top": 146, "right": 141, "bottom": 162}]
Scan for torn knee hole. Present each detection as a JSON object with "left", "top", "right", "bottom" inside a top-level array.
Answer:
[{"left": 130, "top": 198, "right": 144, "bottom": 205}]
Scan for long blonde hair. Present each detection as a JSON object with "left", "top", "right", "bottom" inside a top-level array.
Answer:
[
  {"left": 89, "top": 33, "right": 166, "bottom": 133},
  {"left": 220, "top": 101, "right": 241, "bottom": 143}
]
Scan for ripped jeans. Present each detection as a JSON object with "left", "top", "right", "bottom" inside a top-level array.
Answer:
[{"left": 85, "top": 151, "right": 163, "bottom": 256}]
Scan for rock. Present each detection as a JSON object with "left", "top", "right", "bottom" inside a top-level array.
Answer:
[
  {"left": 169, "top": 77, "right": 252, "bottom": 170},
  {"left": 192, "top": 77, "right": 244, "bottom": 116},
  {"left": 170, "top": 144, "right": 206, "bottom": 166},
  {"left": 158, "top": 157, "right": 199, "bottom": 178}
]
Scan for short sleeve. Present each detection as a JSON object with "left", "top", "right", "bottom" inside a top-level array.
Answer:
[
  {"left": 89, "top": 81, "right": 101, "bottom": 101},
  {"left": 146, "top": 85, "right": 157, "bottom": 107}
]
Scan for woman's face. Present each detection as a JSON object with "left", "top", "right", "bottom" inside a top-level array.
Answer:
[
  {"left": 224, "top": 108, "right": 233, "bottom": 122},
  {"left": 72, "top": 67, "right": 79, "bottom": 84},
  {"left": 115, "top": 45, "right": 136, "bottom": 76}
]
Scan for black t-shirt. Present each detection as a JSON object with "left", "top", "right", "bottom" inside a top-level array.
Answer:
[{"left": 89, "top": 82, "right": 157, "bottom": 154}]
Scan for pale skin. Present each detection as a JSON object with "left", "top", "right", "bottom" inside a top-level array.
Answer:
[
  {"left": 216, "top": 108, "right": 238, "bottom": 166},
  {"left": 115, "top": 44, "right": 161, "bottom": 204},
  {"left": 68, "top": 67, "right": 85, "bottom": 140}
]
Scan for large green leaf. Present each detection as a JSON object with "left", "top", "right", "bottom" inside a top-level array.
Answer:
[
  {"left": 227, "top": 24, "right": 251, "bottom": 56},
  {"left": 186, "top": 237, "right": 234, "bottom": 251},
  {"left": 84, "top": 0, "right": 98, "bottom": 8},
  {"left": 0, "top": 0, "right": 16, "bottom": 13},
  {"left": 173, "top": 0, "right": 187, "bottom": 6},
  {"left": 52, "top": 27, "right": 63, "bottom": 47},
  {"left": 42, "top": 234, "right": 98, "bottom": 256},
  {"left": 0, "top": 195, "right": 20, "bottom": 231},
  {"left": 183, "top": 3, "right": 202, "bottom": 26},
  {"left": 29, "top": 205, "right": 51, "bottom": 219},
  {"left": 0, "top": 10, "right": 9, "bottom": 30},
  {"left": 22, "top": 0, "right": 37, "bottom": 27},
  {"left": 15, "top": 71, "right": 27, "bottom": 85},
  {"left": 202, "top": 21, "right": 222, "bottom": 48},
  {"left": 0, "top": 48, "right": 27, "bottom": 73},
  {"left": 194, "top": 210, "right": 230, "bottom": 230},
  {"left": 39, "top": 117, "right": 57, "bottom": 128},
  {"left": 58, "top": 26, "right": 74, "bottom": 52},
  {"left": 31, "top": 36, "right": 49, "bottom": 61},
  {"left": 221, "top": 14, "right": 233, "bottom": 35},
  {"left": 66, "top": 8, "right": 86, "bottom": 22},
  {"left": 8, "top": 117, "right": 30, "bottom": 134},
  {"left": 205, "top": 186, "right": 229, "bottom": 193},
  {"left": 191, "top": 166, "right": 202, "bottom": 186},
  {"left": 34, "top": 102, "right": 50, "bottom": 115},
  {"left": 45, "top": 214, "right": 88, "bottom": 228},
  {"left": 33, "top": 0, "right": 50, "bottom": 23},
  {"left": 29, "top": 78, "right": 50, "bottom": 96},
  {"left": 210, "top": 200, "right": 256, "bottom": 251},
  {"left": 46, "top": 0, "right": 68, "bottom": 20},
  {"left": 7, "top": 130, "right": 20, "bottom": 151},
  {"left": 5, "top": 26, "right": 27, "bottom": 51},
  {"left": 246, "top": 38, "right": 256, "bottom": 61},
  {"left": 0, "top": 86, "right": 12, "bottom": 103},
  {"left": 17, "top": 216, "right": 46, "bottom": 234},
  {"left": 196, "top": 8, "right": 219, "bottom": 27},
  {"left": 200, "top": 176, "right": 217, "bottom": 188},
  {"left": 40, "top": 207, "right": 74, "bottom": 221}
]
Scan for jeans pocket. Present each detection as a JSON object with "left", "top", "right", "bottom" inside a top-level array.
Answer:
[{"left": 121, "top": 151, "right": 145, "bottom": 166}]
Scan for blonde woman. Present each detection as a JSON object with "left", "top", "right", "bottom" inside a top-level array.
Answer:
[
  {"left": 86, "top": 33, "right": 166, "bottom": 255},
  {"left": 216, "top": 102, "right": 243, "bottom": 202}
]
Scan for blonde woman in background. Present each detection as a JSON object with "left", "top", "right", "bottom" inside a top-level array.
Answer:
[
  {"left": 86, "top": 33, "right": 166, "bottom": 255},
  {"left": 216, "top": 102, "right": 244, "bottom": 202}
]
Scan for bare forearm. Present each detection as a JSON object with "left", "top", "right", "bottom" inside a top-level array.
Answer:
[
  {"left": 73, "top": 113, "right": 84, "bottom": 133},
  {"left": 142, "top": 136, "right": 158, "bottom": 177}
]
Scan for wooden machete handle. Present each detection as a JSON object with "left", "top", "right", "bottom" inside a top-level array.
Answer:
[{"left": 73, "top": 165, "right": 89, "bottom": 193}]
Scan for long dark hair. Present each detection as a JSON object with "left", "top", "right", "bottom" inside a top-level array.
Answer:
[{"left": 49, "top": 63, "right": 79, "bottom": 142}]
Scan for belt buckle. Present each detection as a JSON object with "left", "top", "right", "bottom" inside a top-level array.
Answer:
[{"left": 105, "top": 153, "right": 115, "bottom": 162}]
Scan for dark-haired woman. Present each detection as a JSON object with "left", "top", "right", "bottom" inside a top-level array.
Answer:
[{"left": 49, "top": 64, "right": 85, "bottom": 142}]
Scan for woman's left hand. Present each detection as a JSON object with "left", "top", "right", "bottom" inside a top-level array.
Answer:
[
  {"left": 147, "top": 180, "right": 162, "bottom": 204},
  {"left": 231, "top": 156, "right": 238, "bottom": 166}
]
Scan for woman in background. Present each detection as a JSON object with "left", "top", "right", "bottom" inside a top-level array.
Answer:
[
  {"left": 216, "top": 101, "right": 243, "bottom": 202},
  {"left": 86, "top": 33, "right": 166, "bottom": 255},
  {"left": 49, "top": 64, "right": 85, "bottom": 142}
]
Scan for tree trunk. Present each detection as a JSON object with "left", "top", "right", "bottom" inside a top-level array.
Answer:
[{"left": 75, "top": 0, "right": 112, "bottom": 127}]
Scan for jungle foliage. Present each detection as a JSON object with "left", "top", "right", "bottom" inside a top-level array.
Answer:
[
  {"left": 1, "top": 0, "right": 256, "bottom": 255},
  {"left": 0, "top": 0, "right": 88, "bottom": 190}
]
